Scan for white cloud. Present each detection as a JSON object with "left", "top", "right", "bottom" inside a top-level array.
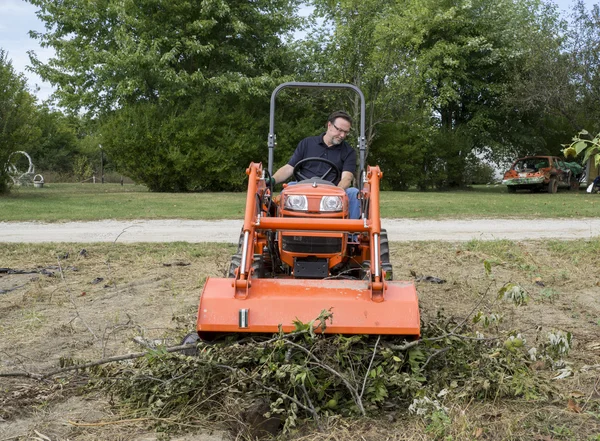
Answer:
[{"left": 0, "top": 0, "right": 34, "bottom": 15}]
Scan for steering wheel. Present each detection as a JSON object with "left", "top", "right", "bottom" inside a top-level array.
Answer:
[{"left": 292, "top": 157, "right": 341, "bottom": 183}]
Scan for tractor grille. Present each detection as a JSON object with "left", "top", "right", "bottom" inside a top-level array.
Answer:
[{"left": 282, "top": 235, "right": 342, "bottom": 254}]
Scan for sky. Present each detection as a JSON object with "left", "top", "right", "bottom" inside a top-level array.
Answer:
[{"left": 0, "top": 0, "right": 597, "bottom": 103}]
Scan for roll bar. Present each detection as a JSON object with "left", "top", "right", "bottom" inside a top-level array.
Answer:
[{"left": 267, "top": 82, "right": 366, "bottom": 177}]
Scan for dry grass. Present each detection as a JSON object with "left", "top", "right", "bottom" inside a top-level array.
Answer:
[{"left": 0, "top": 239, "right": 599, "bottom": 440}]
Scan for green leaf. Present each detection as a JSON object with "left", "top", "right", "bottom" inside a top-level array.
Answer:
[
  {"left": 483, "top": 260, "right": 492, "bottom": 277},
  {"left": 575, "top": 141, "right": 588, "bottom": 155}
]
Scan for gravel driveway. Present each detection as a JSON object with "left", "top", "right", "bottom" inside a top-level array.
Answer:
[{"left": 1, "top": 218, "right": 599, "bottom": 243}]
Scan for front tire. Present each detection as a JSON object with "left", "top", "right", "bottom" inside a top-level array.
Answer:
[{"left": 227, "top": 254, "right": 264, "bottom": 278}]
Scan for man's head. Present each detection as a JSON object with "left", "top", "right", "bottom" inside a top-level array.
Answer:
[{"left": 324, "top": 111, "right": 352, "bottom": 147}]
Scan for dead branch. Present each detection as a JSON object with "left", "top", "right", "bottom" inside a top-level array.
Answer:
[
  {"left": 113, "top": 225, "right": 135, "bottom": 244},
  {"left": 0, "top": 343, "right": 196, "bottom": 380},
  {"left": 421, "top": 347, "right": 451, "bottom": 370},
  {"left": 300, "top": 382, "right": 322, "bottom": 430},
  {"left": 359, "top": 335, "right": 380, "bottom": 401}
]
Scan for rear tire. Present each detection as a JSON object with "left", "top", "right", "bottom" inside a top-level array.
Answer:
[
  {"left": 507, "top": 186, "right": 516, "bottom": 193},
  {"left": 548, "top": 178, "right": 558, "bottom": 194}
]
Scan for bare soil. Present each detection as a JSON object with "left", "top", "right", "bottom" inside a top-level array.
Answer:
[{"left": 1, "top": 239, "right": 599, "bottom": 440}]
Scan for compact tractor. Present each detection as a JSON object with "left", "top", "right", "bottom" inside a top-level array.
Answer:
[{"left": 194, "top": 82, "right": 420, "bottom": 340}]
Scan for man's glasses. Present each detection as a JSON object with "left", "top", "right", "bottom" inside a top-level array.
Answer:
[{"left": 332, "top": 122, "right": 351, "bottom": 135}]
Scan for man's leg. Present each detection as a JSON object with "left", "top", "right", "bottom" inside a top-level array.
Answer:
[{"left": 346, "top": 187, "right": 360, "bottom": 219}]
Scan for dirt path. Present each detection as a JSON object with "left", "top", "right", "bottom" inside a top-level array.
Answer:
[{"left": 1, "top": 218, "right": 599, "bottom": 243}]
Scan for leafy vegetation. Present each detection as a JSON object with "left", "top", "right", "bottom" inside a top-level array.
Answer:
[
  {"left": 5, "top": 0, "right": 594, "bottom": 191},
  {"left": 563, "top": 129, "right": 600, "bottom": 170},
  {"left": 90, "top": 309, "right": 556, "bottom": 437}
]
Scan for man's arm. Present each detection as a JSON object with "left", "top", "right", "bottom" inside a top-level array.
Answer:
[
  {"left": 338, "top": 171, "right": 354, "bottom": 190},
  {"left": 272, "top": 164, "right": 294, "bottom": 184}
]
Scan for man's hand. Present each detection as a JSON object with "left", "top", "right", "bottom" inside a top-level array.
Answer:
[{"left": 265, "top": 177, "right": 276, "bottom": 187}]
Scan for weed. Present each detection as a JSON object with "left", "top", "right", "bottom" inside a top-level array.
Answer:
[
  {"left": 539, "top": 287, "right": 560, "bottom": 302},
  {"left": 498, "top": 282, "right": 529, "bottom": 306},
  {"left": 545, "top": 330, "right": 573, "bottom": 359},
  {"left": 550, "top": 424, "right": 573, "bottom": 437},
  {"left": 472, "top": 311, "right": 503, "bottom": 328},
  {"left": 22, "top": 310, "right": 45, "bottom": 328},
  {"left": 425, "top": 409, "right": 452, "bottom": 439}
]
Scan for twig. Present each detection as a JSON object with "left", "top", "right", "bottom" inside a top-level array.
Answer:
[
  {"left": 0, "top": 435, "right": 27, "bottom": 441},
  {"left": 388, "top": 333, "right": 498, "bottom": 352},
  {"left": 300, "top": 382, "right": 322, "bottom": 430},
  {"left": 450, "top": 281, "right": 494, "bottom": 334},
  {"left": 359, "top": 335, "right": 380, "bottom": 400},
  {"left": 0, "top": 343, "right": 196, "bottom": 379},
  {"left": 582, "top": 375, "right": 600, "bottom": 411},
  {"left": 67, "top": 416, "right": 205, "bottom": 429},
  {"left": 0, "top": 283, "right": 28, "bottom": 294},
  {"left": 283, "top": 339, "right": 365, "bottom": 416},
  {"left": 67, "top": 417, "right": 150, "bottom": 427},
  {"left": 113, "top": 225, "right": 135, "bottom": 243},
  {"left": 56, "top": 256, "right": 98, "bottom": 340},
  {"left": 421, "top": 347, "right": 451, "bottom": 370}
]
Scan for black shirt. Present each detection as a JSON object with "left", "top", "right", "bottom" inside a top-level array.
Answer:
[{"left": 288, "top": 134, "right": 356, "bottom": 185}]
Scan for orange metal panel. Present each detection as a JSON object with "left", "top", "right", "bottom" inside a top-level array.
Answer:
[
  {"left": 197, "top": 278, "right": 420, "bottom": 336},
  {"left": 257, "top": 217, "right": 368, "bottom": 232}
]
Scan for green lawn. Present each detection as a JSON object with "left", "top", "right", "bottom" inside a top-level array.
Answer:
[{"left": 0, "top": 182, "right": 597, "bottom": 222}]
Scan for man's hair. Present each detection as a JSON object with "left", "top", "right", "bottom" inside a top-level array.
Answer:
[{"left": 327, "top": 111, "right": 352, "bottom": 126}]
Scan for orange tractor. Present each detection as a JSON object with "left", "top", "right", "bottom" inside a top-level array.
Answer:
[{"left": 195, "top": 82, "right": 420, "bottom": 340}]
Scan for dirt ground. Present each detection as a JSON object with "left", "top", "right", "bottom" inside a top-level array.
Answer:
[{"left": 1, "top": 239, "right": 599, "bottom": 440}]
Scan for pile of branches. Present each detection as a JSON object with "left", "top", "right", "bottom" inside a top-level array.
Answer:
[{"left": 88, "top": 311, "right": 555, "bottom": 435}]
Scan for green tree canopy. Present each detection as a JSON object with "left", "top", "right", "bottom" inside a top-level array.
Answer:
[
  {"left": 308, "top": 0, "right": 566, "bottom": 188},
  {"left": 28, "top": 0, "right": 307, "bottom": 191},
  {"left": 29, "top": 0, "right": 304, "bottom": 114}
]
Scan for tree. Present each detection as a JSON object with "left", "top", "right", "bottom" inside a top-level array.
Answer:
[
  {"left": 28, "top": 0, "right": 305, "bottom": 190},
  {"left": 564, "top": 1, "right": 600, "bottom": 135},
  {"left": 28, "top": 0, "right": 303, "bottom": 113},
  {"left": 0, "top": 49, "right": 39, "bottom": 193},
  {"left": 26, "top": 107, "right": 79, "bottom": 176}
]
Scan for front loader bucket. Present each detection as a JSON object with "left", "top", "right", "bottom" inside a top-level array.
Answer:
[{"left": 197, "top": 278, "right": 420, "bottom": 337}]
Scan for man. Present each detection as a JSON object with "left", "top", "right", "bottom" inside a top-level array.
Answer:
[{"left": 270, "top": 111, "right": 360, "bottom": 219}]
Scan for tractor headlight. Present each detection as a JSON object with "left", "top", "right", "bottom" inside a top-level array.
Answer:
[
  {"left": 320, "top": 196, "right": 343, "bottom": 212},
  {"left": 284, "top": 195, "right": 308, "bottom": 211}
]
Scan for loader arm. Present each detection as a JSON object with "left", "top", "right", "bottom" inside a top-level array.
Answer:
[{"left": 247, "top": 165, "right": 387, "bottom": 301}]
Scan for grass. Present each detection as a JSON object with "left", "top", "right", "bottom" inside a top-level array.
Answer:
[{"left": 1, "top": 182, "right": 598, "bottom": 222}]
